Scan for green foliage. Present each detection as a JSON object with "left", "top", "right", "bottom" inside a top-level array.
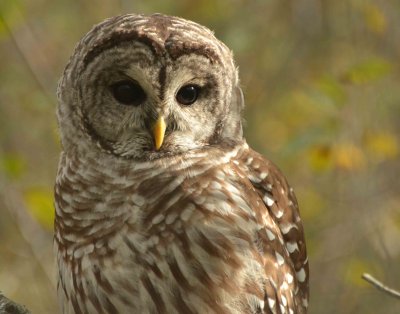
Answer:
[
  {"left": 343, "top": 258, "right": 382, "bottom": 288},
  {"left": 314, "top": 75, "right": 347, "bottom": 107},
  {"left": 342, "top": 58, "right": 392, "bottom": 85},
  {"left": 23, "top": 187, "right": 54, "bottom": 230},
  {"left": 0, "top": 154, "right": 26, "bottom": 179}
]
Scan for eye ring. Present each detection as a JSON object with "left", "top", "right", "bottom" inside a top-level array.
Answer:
[
  {"left": 176, "top": 84, "right": 200, "bottom": 106},
  {"left": 111, "top": 80, "right": 146, "bottom": 106}
]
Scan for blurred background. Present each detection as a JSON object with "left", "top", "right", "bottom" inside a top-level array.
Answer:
[{"left": 0, "top": 0, "right": 399, "bottom": 313}]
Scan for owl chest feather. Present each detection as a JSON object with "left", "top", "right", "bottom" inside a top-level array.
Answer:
[{"left": 54, "top": 144, "right": 307, "bottom": 314}]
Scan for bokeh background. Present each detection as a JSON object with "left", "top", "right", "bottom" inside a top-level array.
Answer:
[{"left": 1, "top": 0, "right": 400, "bottom": 313}]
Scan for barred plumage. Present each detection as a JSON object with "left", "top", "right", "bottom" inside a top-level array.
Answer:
[{"left": 55, "top": 13, "right": 309, "bottom": 314}]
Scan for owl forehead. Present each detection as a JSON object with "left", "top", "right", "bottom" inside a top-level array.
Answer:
[{"left": 81, "top": 14, "right": 232, "bottom": 69}]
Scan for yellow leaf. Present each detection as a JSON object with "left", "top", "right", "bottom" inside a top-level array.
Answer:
[
  {"left": 362, "top": 4, "right": 387, "bottom": 35},
  {"left": 334, "top": 143, "right": 366, "bottom": 171},
  {"left": 24, "top": 187, "right": 54, "bottom": 230},
  {"left": 364, "top": 131, "right": 398, "bottom": 162},
  {"left": 307, "top": 144, "right": 333, "bottom": 172},
  {"left": 341, "top": 58, "right": 392, "bottom": 85}
]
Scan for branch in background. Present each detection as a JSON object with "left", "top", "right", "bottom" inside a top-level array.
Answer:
[
  {"left": 362, "top": 273, "right": 400, "bottom": 300},
  {"left": 0, "top": 292, "right": 31, "bottom": 314}
]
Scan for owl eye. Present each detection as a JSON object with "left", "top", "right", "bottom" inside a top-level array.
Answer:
[
  {"left": 111, "top": 80, "right": 146, "bottom": 106},
  {"left": 176, "top": 85, "right": 200, "bottom": 105}
]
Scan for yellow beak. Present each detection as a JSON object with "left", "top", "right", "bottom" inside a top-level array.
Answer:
[{"left": 153, "top": 116, "right": 166, "bottom": 150}]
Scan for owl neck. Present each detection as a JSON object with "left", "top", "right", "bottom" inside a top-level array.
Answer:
[{"left": 54, "top": 142, "right": 248, "bottom": 254}]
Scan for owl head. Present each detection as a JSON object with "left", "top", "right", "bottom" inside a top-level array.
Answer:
[{"left": 57, "top": 14, "right": 244, "bottom": 160}]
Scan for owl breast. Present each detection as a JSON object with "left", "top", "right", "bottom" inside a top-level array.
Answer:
[{"left": 55, "top": 143, "right": 303, "bottom": 314}]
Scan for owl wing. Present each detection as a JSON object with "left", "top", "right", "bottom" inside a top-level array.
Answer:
[{"left": 235, "top": 145, "right": 309, "bottom": 313}]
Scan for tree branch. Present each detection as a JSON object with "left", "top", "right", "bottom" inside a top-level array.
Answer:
[
  {"left": 0, "top": 292, "right": 31, "bottom": 314},
  {"left": 362, "top": 273, "right": 400, "bottom": 300}
]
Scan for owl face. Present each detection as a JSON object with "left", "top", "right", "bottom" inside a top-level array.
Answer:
[{"left": 58, "top": 14, "right": 243, "bottom": 160}]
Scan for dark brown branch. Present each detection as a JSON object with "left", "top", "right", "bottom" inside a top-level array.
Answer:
[
  {"left": 0, "top": 292, "right": 31, "bottom": 314},
  {"left": 362, "top": 273, "right": 400, "bottom": 300}
]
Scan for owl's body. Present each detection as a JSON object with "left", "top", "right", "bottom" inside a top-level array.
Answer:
[{"left": 55, "top": 14, "right": 308, "bottom": 314}]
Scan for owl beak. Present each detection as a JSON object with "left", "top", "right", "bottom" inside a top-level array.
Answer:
[{"left": 153, "top": 116, "right": 166, "bottom": 150}]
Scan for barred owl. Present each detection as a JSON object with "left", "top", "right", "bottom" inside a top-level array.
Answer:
[{"left": 54, "top": 13, "right": 309, "bottom": 314}]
